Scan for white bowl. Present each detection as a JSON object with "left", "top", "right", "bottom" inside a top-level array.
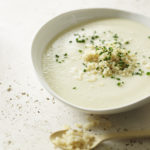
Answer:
[{"left": 32, "top": 8, "right": 150, "bottom": 114}]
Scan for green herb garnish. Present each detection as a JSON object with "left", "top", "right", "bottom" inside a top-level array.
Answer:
[
  {"left": 102, "top": 40, "right": 105, "bottom": 44},
  {"left": 113, "top": 34, "right": 119, "bottom": 39},
  {"left": 117, "top": 82, "right": 121, "bottom": 86},
  {"left": 83, "top": 63, "right": 87, "bottom": 67},
  {"left": 91, "top": 35, "right": 99, "bottom": 40},
  {"left": 146, "top": 72, "right": 150, "bottom": 75},
  {"left": 96, "top": 67, "right": 99, "bottom": 70},
  {"left": 74, "top": 33, "right": 79, "bottom": 36},
  {"left": 76, "top": 38, "right": 85, "bottom": 43},
  {"left": 83, "top": 69, "right": 87, "bottom": 72},
  {"left": 95, "top": 46, "right": 99, "bottom": 50},
  {"left": 111, "top": 76, "right": 115, "bottom": 79},
  {"left": 134, "top": 69, "right": 144, "bottom": 76},
  {"left": 78, "top": 50, "right": 82, "bottom": 53},
  {"left": 125, "top": 41, "right": 130, "bottom": 45},
  {"left": 55, "top": 55, "right": 59, "bottom": 58},
  {"left": 117, "top": 81, "right": 124, "bottom": 87},
  {"left": 73, "top": 87, "right": 77, "bottom": 89},
  {"left": 90, "top": 40, "right": 94, "bottom": 44},
  {"left": 99, "top": 51, "right": 104, "bottom": 55},
  {"left": 116, "top": 78, "right": 121, "bottom": 81},
  {"left": 64, "top": 53, "right": 68, "bottom": 57},
  {"left": 109, "top": 47, "right": 113, "bottom": 51}
]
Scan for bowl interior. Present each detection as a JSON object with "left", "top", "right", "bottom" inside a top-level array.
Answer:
[{"left": 32, "top": 8, "right": 150, "bottom": 114}]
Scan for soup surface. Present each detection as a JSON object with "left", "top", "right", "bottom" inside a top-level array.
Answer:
[{"left": 42, "top": 18, "right": 150, "bottom": 109}]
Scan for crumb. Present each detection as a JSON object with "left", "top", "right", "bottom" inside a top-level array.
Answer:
[
  {"left": 21, "top": 92, "right": 26, "bottom": 95},
  {"left": 46, "top": 97, "right": 50, "bottom": 100},
  {"left": 7, "top": 87, "right": 12, "bottom": 92},
  {"left": 16, "top": 95, "right": 20, "bottom": 99},
  {"left": 18, "top": 106, "right": 22, "bottom": 109},
  {"left": 52, "top": 97, "right": 55, "bottom": 104},
  {"left": 34, "top": 100, "right": 38, "bottom": 103},
  {"left": 8, "top": 140, "right": 12, "bottom": 145}
]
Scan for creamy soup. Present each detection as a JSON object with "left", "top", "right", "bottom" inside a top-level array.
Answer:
[{"left": 42, "top": 18, "right": 150, "bottom": 109}]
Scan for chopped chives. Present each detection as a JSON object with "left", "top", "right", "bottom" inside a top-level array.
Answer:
[
  {"left": 83, "top": 69, "right": 87, "bottom": 72},
  {"left": 73, "top": 87, "right": 77, "bottom": 89},
  {"left": 78, "top": 50, "right": 82, "bottom": 53},
  {"left": 76, "top": 38, "right": 85, "bottom": 43},
  {"left": 117, "top": 82, "right": 121, "bottom": 86},
  {"left": 146, "top": 72, "right": 150, "bottom": 75},
  {"left": 116, "top": 78, "right": 120, "bottom": 81},
  {"left": 125, "top": 41, "right": 130, "bottom": 44},
  {"left": 55, "top": 54, "right": 59, "bottom": 58},
  {"left": 64, "top": 53, "right": 68, "bottom": 57}
]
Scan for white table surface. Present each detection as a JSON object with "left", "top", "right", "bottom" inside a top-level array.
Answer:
[{"left": 1, "top": 0, "right": 150, "bottom": 150}]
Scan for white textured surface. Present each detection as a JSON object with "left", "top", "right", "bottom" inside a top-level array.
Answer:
[{"left": 1, "top": 0, "right": 150, "bottom": 150}]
